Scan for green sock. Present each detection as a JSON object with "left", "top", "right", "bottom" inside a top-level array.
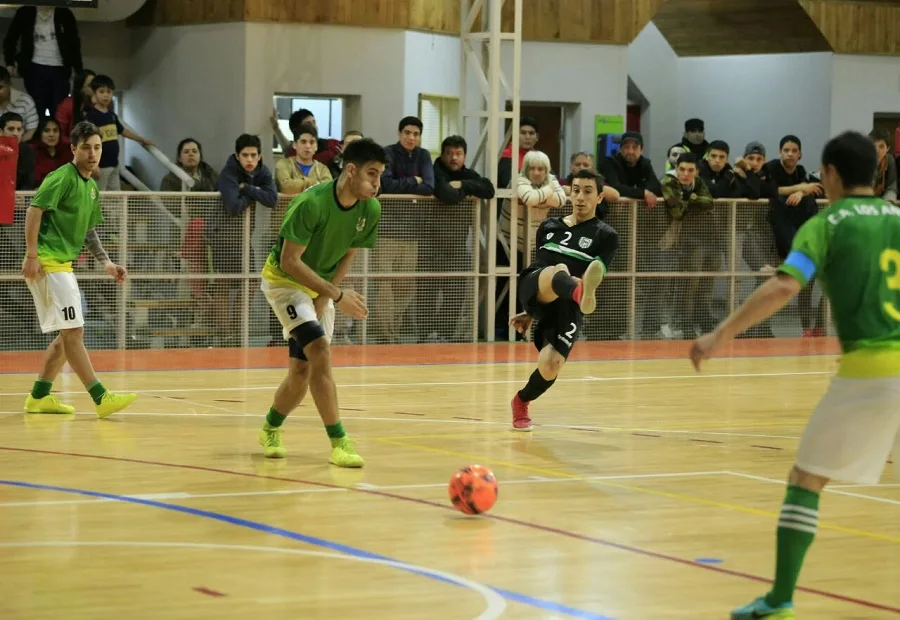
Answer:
[
  {"left": 765, "top": 485, "right": 819, "bottom": 607},
  {"left": 31, "top": 379, "right": 52, "bottom": 400},
  {"left": 325, "top": 421, "right": 345, "bottom": 442},
  {"left": 265, "top": 407, "right": 287, "bottom": 428},
  {"left": 87, "top": 380, "right": 107, "bottom": 405}
]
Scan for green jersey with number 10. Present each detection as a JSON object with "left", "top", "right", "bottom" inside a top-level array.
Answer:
[{"left": 778, "top": 196, "right": 900, "bottom": 377}]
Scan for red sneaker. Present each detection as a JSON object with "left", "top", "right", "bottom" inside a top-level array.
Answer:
[{"left": 511, "top": 393, "right": 532, "bottom": 431}]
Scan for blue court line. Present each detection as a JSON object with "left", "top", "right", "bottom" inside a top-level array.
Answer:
[{"left": 0, "top": 479, "right": 613, "bottom": 620}]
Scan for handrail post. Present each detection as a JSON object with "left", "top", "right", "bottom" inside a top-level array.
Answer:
[
  {"left": 116, "top": 194, "right": 129, "bottom": 350},
  {"left": 628, "top": 201, "right": 638, "bottom": 339},
  {"left": 241, "top": 207, "right": 251, "bottom": 349},
  {"left": 729, "top": 201, "right": 738, "bottom": 313},
  {"left": 472, "top": 198, "right": 481, "bottom": 343}
]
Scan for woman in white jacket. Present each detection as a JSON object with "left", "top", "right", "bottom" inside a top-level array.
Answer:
[{"left": 500, "top": 150, "right": 567, "bottom": 259}]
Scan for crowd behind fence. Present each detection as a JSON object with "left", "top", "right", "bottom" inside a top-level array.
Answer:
[{"left": 0, "top": 192, "right": 831, "bottom": 352}]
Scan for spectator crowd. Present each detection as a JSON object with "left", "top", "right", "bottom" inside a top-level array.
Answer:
[{"left": 1, "top": 4, "right": 893, "bottom": 346}]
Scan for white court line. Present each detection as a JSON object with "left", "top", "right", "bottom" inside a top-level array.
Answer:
[
  {"left": 0, "top": 409, "right": 804, "bottom": 440},
  {"left": 831, "top": 483, "right": 900, "bottom": 489},
  {"left": 0, "top": 471, "right": 723, "bottom": 508},
  {"left": 0, "top": 541, "right": 506, "bottom": 620},
  {"left": 0, "top": 369, "right": 834, "bottom": 398},
  {"left": 724, "top": 471, "right": 900, "bottom": 507}
]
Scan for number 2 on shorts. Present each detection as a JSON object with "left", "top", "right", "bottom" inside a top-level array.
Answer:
[
  {"left": 564, "top": 322, "right": 577, "bottom": 338},
  {"left": 880, "top": 249, "right": 900, "bottom": 321}
]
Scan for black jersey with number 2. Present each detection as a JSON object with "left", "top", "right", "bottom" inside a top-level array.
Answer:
[{"left": 528, "top": 215, "right": 619, "bottom": 277}]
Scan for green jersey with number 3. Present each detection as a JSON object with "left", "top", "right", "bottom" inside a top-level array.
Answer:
[{"left": 778, "top": 196, "right": 900, "bottom": 376}]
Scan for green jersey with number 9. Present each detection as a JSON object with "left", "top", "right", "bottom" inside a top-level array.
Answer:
[{"left": 778, "top": 196, "right": 900, "bottom": 377}]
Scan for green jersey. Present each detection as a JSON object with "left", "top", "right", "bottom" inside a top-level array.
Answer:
[
  {"left": 261, "top": 181, "right": 380, "bottom": 296},
  {"left": 778, "top": 196, "right": 900, "bottom": 370},
  {"left": 30, "top": 163, "right": 103, "bottom": 272}
]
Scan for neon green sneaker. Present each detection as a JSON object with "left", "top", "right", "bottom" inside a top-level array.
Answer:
[
  {"left": 258, "top": 426, "right": 286, "bottom": 458},
  {"left": 24, "top": 394, "right": 76, "bottom": 414},
  {"left": 731, "top": 597, "right": 795, "bottom": 619},
  {"left": 95, "top": 392, "right": 137, "bottom": 419},
  {"left": 329, "top": 437, "right": 364, "bottom": 468}
]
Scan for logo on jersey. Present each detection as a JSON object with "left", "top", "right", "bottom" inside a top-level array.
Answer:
[
  {"left": 546, "top": 233, "right": 553, "bottom": 240},
  {"left": 356, "top": 217, "right": 366, "bottom": 232},
  {"left": 90, "top": 188, "right": 96, "bottom": 200},
  {"left": 578, "top": 237, "right": 591, "bottom": 249}
]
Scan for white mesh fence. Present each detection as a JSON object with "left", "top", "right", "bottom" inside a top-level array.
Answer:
[{"left": 0, "top": 191, "right": 828, "bottom": 351}]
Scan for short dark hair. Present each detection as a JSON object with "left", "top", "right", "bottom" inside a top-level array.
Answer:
[
  {"left": 342, "top": 138, "right": 388, "bottom": 168},
  {"left": 869, "top": 129, "right": 892, "bottom": 146},
  {"left": 708, "top": 140, "right": 729, "bottom": 154},
  {"left": 520, "top": 116, "right": 538, "bottom": 132},
  {"left": 293, "top": 122, "right": 318, "bottom": 141},
  {"left": 398, "top": 116, "right": 423, "bottom": 133},
  {"left": 176, "top": 137, "right": 203, "bottom": 160},
  {"left": 441, "top": 135, "right": 467, "bottom": 153},
  {"left": 90, "top": 74, "right": 115, "bottom": 91},
  {"left": 235, "top": 134, "right": 261, "bottom": 155},
  {"left": 780, "top": 135, "right": 802, "bottom": 151},
  {"left": 71, "top": 121, "right": 102, "bottom": 146},
  {"left": 822, "top": 131, "right": 878, "bottom": 188},
  {"left": 289, "top": 109, "right": 314, "bottom": 133},
  {"left": 0, "top": 111, "right": 23, "bottom": 130},
  {"left": 0, "top": 67, "right": 10, "bottom": 85},
  {"left": 571, "top": 167, "right": 604, "bottom": 190},
  {"left": 676, "top": 152, "right": 699, "bottom": 166}
]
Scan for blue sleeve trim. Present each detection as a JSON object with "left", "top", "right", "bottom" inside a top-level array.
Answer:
[{"left": 784, "top": 250, "right": 816, "bottom": 282}]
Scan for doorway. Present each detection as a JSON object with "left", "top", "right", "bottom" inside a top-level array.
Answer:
[{"left": 504, "top": 101, "right": 565, "bottom": 175}]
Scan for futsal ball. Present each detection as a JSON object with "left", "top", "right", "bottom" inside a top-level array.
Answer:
[{"left": 448, "top": 465, "right": 498, "bottom": 515}]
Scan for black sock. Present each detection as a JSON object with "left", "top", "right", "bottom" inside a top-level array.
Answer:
[
  {"left": 518, "top": 369, "right": 556, "bottom": 402},
  {"left": 551, "top": 271, "right": 578, "bottom": 301}
]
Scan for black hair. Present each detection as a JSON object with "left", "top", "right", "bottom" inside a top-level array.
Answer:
[
  {"left": 520, "top": 116, "right": 538, "bottom": 132},
  {"left": 676, "top": 152, "right": 699, "bottom": 166},
  {"left": 869, "top": 129, "right": 892, "bottom": 147},
  {"left": 90, "top": 74, "right": 116, "bottom": 92},
  {"left": 780, "top": 135, "right": 802, "bottom": 151},
  {"left": 0, "top": 67, "right": 10, "bottom": 85},
  {"left": 234, "top": 134, "right": 262, "bottom": 155},
  {"left": 72, "top": 68, "right": 95, "bottom": 124},
  {"left": 289, "top": 109, "right": 315, "bottom": 133},
  {"left": 176, "top": 137, "right": 203, "bottom": 161},
  {"left": 398, "top": 116, "right": 423, "bottom": 133},
  {"left": 0, "top": 111, "right": 23, "bottom": 130},
  {"left": 708, "top": 140, "right": 730, "bottom": 154},
  {"left": 32, "top": 116, "right": 61, "bottom": 144},
  {"left": 821, "top": 130, "right": 878, "bottom": 189},
  {"left": 441, "top": 135, "right": 467, "bottom": 153},
  {"left": 293, "top": 122, "right": 318, "bottom": 141},
  {"left": 342, "top": 138, "right": 388, "bottom": 168},
  {"left": 570, "top": 167, "right": 604, "bottom": 189},
  {"left": 71, "top": 121, "right": 102, "bottom": 146}
]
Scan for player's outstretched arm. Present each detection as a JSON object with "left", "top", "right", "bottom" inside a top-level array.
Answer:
[
  {"left": 85, "top": 229, "right": 126, "bottom": 284},
  {"left": 691, "top": 273, "right": 800, "bottom": 370},
  {"left": 509, "top": 312, "right": 533, "bottom": 335},
  {"left": 280, "top": 240, "right": 367, "bottom": 320}
]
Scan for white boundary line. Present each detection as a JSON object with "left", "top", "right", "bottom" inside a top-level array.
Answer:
[
  {"left": 0, "top": 541, "right": 506, "bottom": 620},
  {"left": 0, "top": 471, "right": 723, "bottom": 508},
  {"left": 723, "top": 471, "right": 900, "bottom": 507},
  {"left": 0, "top": 369, "right": 834, "bottom": 397}
]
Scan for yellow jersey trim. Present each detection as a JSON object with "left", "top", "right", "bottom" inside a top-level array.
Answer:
[
  {"left": 837, "top": 348, "right": 900, "bottom": 378},
  {"left": 25, "top": 257, "right": 74, "bottom": 273},
  {"left": 261, "top": 256, "right": 317, "bottom": 298}
]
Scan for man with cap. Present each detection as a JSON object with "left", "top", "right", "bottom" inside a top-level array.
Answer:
[
  {"left": 597, "top": 131, "right": 661, "bottom": 209},
  {"left": 682, "top": 118, "right": 709, "bottom": 157},
  {"left": 735, "top": 141, "right": 772, "bottom": 197}
]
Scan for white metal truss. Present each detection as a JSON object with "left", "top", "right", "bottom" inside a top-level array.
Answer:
[{"left": 460, "top": 0, "right": 522, "bottom": 342}]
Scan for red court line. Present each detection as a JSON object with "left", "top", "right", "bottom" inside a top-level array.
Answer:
[
  {"left": 0, "top": 338, "right": 840, "bottom": 374},
  {"left": 1, "top": 445, "right": 896, "bottom": 615}
]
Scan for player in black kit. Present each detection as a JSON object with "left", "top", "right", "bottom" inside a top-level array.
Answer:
[{"left": 509, "top": 168, "right": 619, "bottom": 431}]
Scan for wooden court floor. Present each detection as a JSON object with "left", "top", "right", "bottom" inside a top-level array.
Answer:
[{"left": 0, "top": 340, "right": 898, "bottom": 619}]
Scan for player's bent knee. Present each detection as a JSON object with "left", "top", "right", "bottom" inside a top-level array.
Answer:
[
  {"left": 287, "top": 358, "right": 311, "bottom": 382},
  {"left": 58, "top": 327, "right": 84, "bottom": 342},
  {"left": 537, "top": 347, "right": 565, "bottom": 379}
]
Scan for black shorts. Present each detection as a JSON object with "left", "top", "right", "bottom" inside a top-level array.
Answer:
[{"left": 518, "top": 266, "right": 582, "bottom": 358}]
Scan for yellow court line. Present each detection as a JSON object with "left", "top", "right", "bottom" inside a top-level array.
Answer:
[{"left": 376, "top": 438, "right": 900, "bottom": 544}]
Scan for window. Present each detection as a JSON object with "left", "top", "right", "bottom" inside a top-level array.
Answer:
[
  {"left": 418, "top": 94, "right": 459, "bottom": 159},
  {"left": 272, "top": 95, "right": 344, "bottom": 153}
]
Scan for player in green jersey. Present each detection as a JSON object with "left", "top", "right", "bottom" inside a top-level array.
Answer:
[
  {"left": 691, "top": 130, "right": 900, "bottom": 619},
  {"left": 258, "top": 138, "right": 386, "bottom": 467},
  {"left": 22, "top": 121, "right": 137, "bottom": 418}
]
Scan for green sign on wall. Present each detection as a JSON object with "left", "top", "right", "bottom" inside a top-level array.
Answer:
[{"left": 594, "top": 114, "right": 625, "bottom": 136}]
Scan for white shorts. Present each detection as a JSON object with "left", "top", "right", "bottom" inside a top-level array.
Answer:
[
  {"left": 261, "top": 280, "right": 334, "bottom": 342},
  {"left": 795, "top": 377, "right": 900, "bottom": 485},
  {"left": 27, "top": 271, "right": 84, "bottom": 334}
]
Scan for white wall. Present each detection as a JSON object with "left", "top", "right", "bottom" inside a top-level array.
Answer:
[
  {"left": 678, "top": 52, "right": 833, "bottom": 169},
  {"left": 627, "top": 23, "right": 679, "bottom": 173},
  {"left": 402, "top": 31, "right": 461, "bottom": 117},
  {"left": 127, "top": 23, "right": 248, "bottom": 188},
  {"left": 831, "top": 54, "right": 900, "bottom": 136}
]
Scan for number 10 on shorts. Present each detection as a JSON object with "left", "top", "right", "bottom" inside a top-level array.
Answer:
[{"left": 61, "top": 306, "right": 76, "bottom": 321}]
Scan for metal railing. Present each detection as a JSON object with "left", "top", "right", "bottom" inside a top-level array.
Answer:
[{"left": 0, "top": 192, "right": 827, "bottom": 351}]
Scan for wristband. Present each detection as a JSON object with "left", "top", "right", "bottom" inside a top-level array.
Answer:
[
  {"left": 26, "top": 254, "right": 37, "bottom": 259},
  {"left": 335, "top": 290, "right": 344, "bottom": 303}
]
